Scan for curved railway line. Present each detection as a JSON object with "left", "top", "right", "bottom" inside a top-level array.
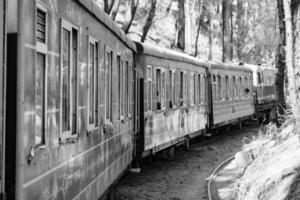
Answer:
[{"left": 207, "top": 156, "right": 235, "bottom": 200}]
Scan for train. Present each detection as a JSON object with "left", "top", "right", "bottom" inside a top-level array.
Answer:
[{"left": 0, "top": 0, "right": 277, "bottom": 200}]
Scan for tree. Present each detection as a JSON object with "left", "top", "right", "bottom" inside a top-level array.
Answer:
[
  {"left": 176, "top": 0, "right": 185, "bottom": 50},
  {"left": 123, "top": 0, "right": 140, "bottom": 34},
  {"left": 283, "top": 0, "right": 300, "bottom": 124},
  {"left": 194, "top": 0, "right": 204, "bottom": 57},
  {"left": 104, "top": 0, "right": 115, "bottom": 14},
  {"left": 222, "top": 0, "right": 233, "bottom": 62},
  {"left": 110, "top": 0, "right": 121, "bottom": 21},
  {"left": 276, "top": 0, "right": 286, "bottom": 114},
  {"left": 141, "top": 0, "right": 157, "bottom": 42}
]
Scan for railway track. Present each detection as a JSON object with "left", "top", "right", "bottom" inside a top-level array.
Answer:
[{"left": 207, "top": 156, "right": 235, "bottom": 200}]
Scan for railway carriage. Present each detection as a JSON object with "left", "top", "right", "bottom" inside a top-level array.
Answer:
[
  {"left": 208, "top": 63, "right": 255, "bottom": 128},
  {"left": 246, "top": 64, "right": 277, "bottom": 116},
  {"left": 6, "top": 0, "right": 135, "bottom": 199},
  {"left": 135, "top": 42, "right": 209, "bottom": 157}
]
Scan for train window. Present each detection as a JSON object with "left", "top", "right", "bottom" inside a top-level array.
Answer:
[
  {"left": 239, "top": 77, "right": 242, "bottom": 98},
  {"left": 190, "top": 73, "right": 195, "bottom": 106},
  {"left": 162, "top": 70, "right": 166, "bottom": 109},
  {"left": 180, "top": 71, "right": 184, "bottom": 106},
  {"left": 212, "top": 75, "right": 217, "bottom": 102},
  {"left": 118, "top": 56, "right": 122, "bottom": 118},
  {"left": 146, "top": 65, "right": 152, "bottom": 111},
  {"left": 126, "top": 61, "right": 129, "bottom": 116},
  {"left": 195, "top": 74, "right": 198, "bottom": 105},
  {"left": 169, "top": 70, "right": 176, "bottom": 108},
  {"left": 257, "top": 72, "right": 262, "bottom": 84},
  {"left": 225, "top": 76, "right": 229, "bottom": 99},
  {"left": 218, "top": 75, "right": 222, "bottom": 101},
  {"left": 204, "top": 75, "right": 207, "bottom": 103},
  {"left": 129, "top": 64, "right": 133, "bottom": 117},
  {"left": 35, "top": 53, "right": 46, "bottom": 146},
  {"left": 194, "top": 74, "right": 197, "bottom": 105},
  {"left": 156, "top": 69, "right": 162, "bottom": 110},
  {"left": 120, "top": 60, "right": 124, "bottom": 117},
  {"left": 200, "top": 75, "right": 203, "bottom": 104},
  {"left": 198, "top": 74, "right": 201, "bottom": 104},
  {"left": 105, "top": 49, "right": 113, "bottom": 122},
  {"left": 35, "top": 6, "right": 48, "bottom": 146},
  {"left": 87, "top": 37, "right": 99, "bottom": 129},
  {"left": 60, "top": 20, "right": 78, "bottom": 138}
]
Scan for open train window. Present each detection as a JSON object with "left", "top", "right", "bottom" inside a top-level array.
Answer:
[
  {"left": 60, "top": 19, "right": 78, "bottom": 139},
  {"left": 198, "top": 74, "right": 201, "bottom": 104},
  {"left": 146, "top": 65, "right": 152, "bottom": 111},
  {"left": 169, "top": 70, "right": 176, "bottom": 108},
  {"left": 190, "top": 73, "right": 195, "bottom": 106},
  {"left": 233, "top": 76, "right": 237, "bottom": 99},
  {"left": 129, "top": 64, "right": 133, "bottom": 117},
  {"left": 87, "top": 36, "right": 99, "bottom": 130},
  {"left": 117, "top": 56, "right": 122, "bottom": 118},
  {"left": 105, "top": 48, "right": 113, "bottom": 123},
  {"left": 156, "top": 68, "right": 162, "bottom": 110},
  {"left": 239, "top": 77, "right": 242, "bottom": 98},
  {"left": 125, "top": 61, "right": 129, "bottom": 117},
  {"left": 218, "top": 75, "right": 222, "bottom": 101},
  {"left": 201, "top": 74, "right": 205, "bottom": 104},
  {"left": 180, "top": 71, "right": 187, "bottom": 106},
  {"left": 35, "top": 5, "right": 48, "bottom": 147},
  {"left": 194, "top": 74, "right": 198, "bottom": 105},
  {"left": 225, "top": 76, "right": 229, "bottom": 100}
]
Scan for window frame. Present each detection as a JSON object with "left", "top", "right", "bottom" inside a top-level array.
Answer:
[
  {"left": 59, "top": 19, "right": 79, "bottom": 140},
  {"left": 190, "top": 72, "right": 195, "bottom": 106},
  {"left": 104, "top": 46, "right": 113, "bottom": 123},
  {"left": 87, "top": 36, "right": 99, "bottom": 130},
  {"left": 146, "top": 65, "right": 153, "bottom": 112},
  {"left": 125, "top": 61, "right": 129, "bottom": 117},
  {"left": 155, "top": 67, "right": 166, "bottom": 111},
  {"left": 117, "top": 54, "right": 122, "bottom": 119},
  {"left": 179, "top": 70, "right": 187, "bottom": 107},
  {"left": 35, "top": 2, "right": 48, "bottom": 148}
]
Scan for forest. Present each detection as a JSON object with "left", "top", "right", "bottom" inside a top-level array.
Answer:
[{"left": 94, "top": 0, "right": 300, "bottom": 126}]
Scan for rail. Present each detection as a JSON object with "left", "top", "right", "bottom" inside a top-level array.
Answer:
[{"left": 207, "top": 156, "right": 234, "bottom": 200}]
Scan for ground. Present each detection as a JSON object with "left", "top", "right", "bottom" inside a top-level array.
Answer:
[{"left": 115, "top": 121, "right": 259, "bottom": 200}]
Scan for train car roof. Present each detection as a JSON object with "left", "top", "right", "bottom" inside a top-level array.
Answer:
[
  {"left": 209, "top": 62, "right": 253, "bottom": 73},
  {"left": 135, "top": 42, "right": 209, "bottom": 67},
  {"left": 77, "top": 0, "right": 136, "bottom": 52}
]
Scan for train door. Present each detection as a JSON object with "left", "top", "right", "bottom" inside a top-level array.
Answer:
[{"left": 0, "top": 0, "right": 5, "bottom": 198}]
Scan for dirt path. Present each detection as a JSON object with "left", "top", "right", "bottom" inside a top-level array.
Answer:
[{"left": 116, "top": 121, "right": 259, "bottom": 200}]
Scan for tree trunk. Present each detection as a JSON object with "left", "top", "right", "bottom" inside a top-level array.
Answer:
[
  {"left": 283, "top": 0, "right": 300, "bottom": 124},
  {"left": 194, "top": 0, "right": 204, "bottom": 57},
  {"left": 104, "top": 0, "right": 116, "bottom": 14},
  {"left": 185, "top": 0, "right": 192, "bottom": 54},
  {"left": 141, "top": 0, "right": 157, "bottom": 42},
  {"left": 208, "top": 12, "right": 213, "bottom": 60},
  {"left": 236, "top": 0, "right": 244, "bottom": 60},
  {"left": 104, "top": 0, "right": 109, "bottom": 13},
  {"left": 276, "top": 0, "right": 286, "bottom": 114},
  {"left": 123, "top": 0, "right": 140, "bottom": 34},
  {"left": 176, "top": 0, "right": 185, "bottom": 49},
  {"left": 230, "top": 0, "right": 233, "bottom": 61},
  {"left": 222, "top": 0, "right": 232, "bottom": 62},
  {"left": 110, "top": 0, "right": 121, "bottom": 21}
]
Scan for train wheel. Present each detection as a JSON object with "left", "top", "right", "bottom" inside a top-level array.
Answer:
[
  {"left": 168, "top": 147, "right": 175, "bottom": 160},
  {"left": 106, "top": 185, "right": 117, "bottom": 200},
  {"left": 239, "top": 121, "right": 243, "bottom": 129},
  {"left": 185, "top": 138, "right": 190, "bottom": 151}
]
